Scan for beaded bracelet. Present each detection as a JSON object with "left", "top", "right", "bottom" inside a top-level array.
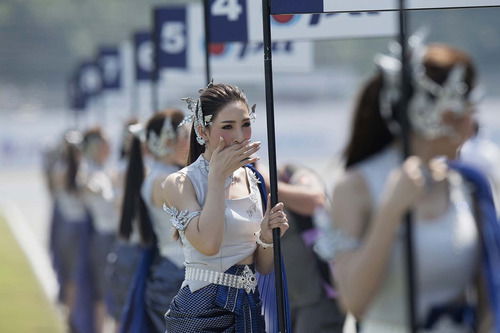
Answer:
[{"left": 254, "top": 230, "right": 273, "bottom": 249}]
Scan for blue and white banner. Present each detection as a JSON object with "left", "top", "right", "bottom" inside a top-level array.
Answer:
[
  {"left": 133, "top": 31, "right": 153, "bottom": 81},
  {"left": 153, "top": 4, "right": 312, "bottom": 74},
  {"left": 78, "top": 61, "right": 102, "bottom": 99},
  {"left": 68, "top": 73, "right": 86, "bottom": 111},
  {"left": 153, "top": 7, "right": 188, "bottom": 70},
  {"left": 97, "top": 46, "right": 121, "bottom": 90},
  {"left": 208, "top": 0, "right": 396, "bottom": 43},
  {"left": 271, "top": 0, "right": 500, "bottom": 14}
]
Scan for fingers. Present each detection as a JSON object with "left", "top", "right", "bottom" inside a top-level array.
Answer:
[
  {"left": 263, "top": 193, "right": 271, "bottom": 217},
  {"left": 212, "top": 137, "right": 226, "bottom": 155}
]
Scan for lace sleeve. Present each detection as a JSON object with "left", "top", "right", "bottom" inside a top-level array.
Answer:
[
  {"left": 162, "top": 204, "right": 201, "bottom": 231},
  {"left": 313, "top": 228, "right": 361, "bottom": 262},
  {"left": 312, "top": 206, "right": 361, "bottom": 261}
]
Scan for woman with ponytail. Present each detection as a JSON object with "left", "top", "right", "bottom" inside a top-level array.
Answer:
[
  {"left": 162, "top": 82, "right": 290, "bottom": 332},
  {"left": 49, "top": 130, "right": 93, "bottom": 331},
  {"left": 104, "top": 118, "right": 146, "bottom": 330},
  {"left": 80, "top": 126, "right": 118, "bottom": 333},
  {"left": 119, "top": 109, "right": 189, "bottom": 333},
  {"left": 317, "top": 41, "right": 499, "bottom": 332}
]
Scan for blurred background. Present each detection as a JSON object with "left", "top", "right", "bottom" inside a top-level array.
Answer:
[{"left": 1, "top": 1, "right": 500, "bottom": 331}]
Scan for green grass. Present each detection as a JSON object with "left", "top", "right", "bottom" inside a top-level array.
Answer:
[{"left": 0, "top": 214, "right": 64, "bottom": 333}]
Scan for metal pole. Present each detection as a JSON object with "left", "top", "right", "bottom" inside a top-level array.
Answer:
[
  {"left": 262, "top": 0, "right": 286, "bottom": 331},
  {"left": 152, "top": 9, "right": 160, "bottom": 113},
  {"left": 397, "top": 1, "right": 418, "bottom": 332},
  {"left": 203, "top": 0, "right": 212, "bottom": 84}
]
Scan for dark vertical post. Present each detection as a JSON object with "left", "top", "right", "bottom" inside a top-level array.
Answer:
[
  {"left": 262, "top": 0, "right": 286, "bottom": 332},
  {"left": 152, "top": 9, "right": 160, "bottom": 113},
  {"left": 130, "top": 40, "right": 138, "bottom": 117},
  {"left": 203, "top": 0, "right": 212, "bottom": 84},
  {"left": 397, "top": 1, "right": 417, "bottom": 332}
]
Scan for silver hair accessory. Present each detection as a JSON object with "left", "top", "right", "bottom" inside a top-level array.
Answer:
[
  {"left": 147, "top": 117, "right": 177, "bottom": 157},
  {"left": 64, "top": 130, "right": 83, "bottom": 146},
  {"left": 250, "top": 104, "right": 257, "bottom": 122},
  {"left": 180, "top": 80, "right": 215, "bottom": 145},
  {"left": 376, "top": 30, "right": 479, "bottom": 139},
  {"left": 128, "top": 123, "right": 146, "bottom": 143}
]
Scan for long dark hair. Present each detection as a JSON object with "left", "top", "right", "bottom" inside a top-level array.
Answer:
[
  {"left": 64, "top": 141, "right": 80, "bottom": 193},
  {"left": 187, "top": 83, "right": 250, "bottom": 164},
  {"left": 119, "top": 109, "right": 184, "bottom": 246},
  {"left": 344, "top": 44, "right": 476, "bottom": 168}
]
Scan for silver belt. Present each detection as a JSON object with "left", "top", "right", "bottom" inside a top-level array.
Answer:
[{"left": 185, "top": 265, "right": 257, "bottom": 294}]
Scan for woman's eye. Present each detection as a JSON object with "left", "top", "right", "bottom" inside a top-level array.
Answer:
[
  {"left": 222, "top": 125, "right": 232, "bottom": 130},
  {"left": 243, "top": 122, "right": 251, "bottom": 127}
]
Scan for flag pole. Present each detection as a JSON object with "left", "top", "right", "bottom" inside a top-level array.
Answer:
[
  {"left": 397, "top": 1, "right": 418, "bottom": 332},
  {"left": 261, "top": 0, "right": 287, "bottom": 331},
  {"left": 203, "top": 0, "right": 212, "bottom": 84}
]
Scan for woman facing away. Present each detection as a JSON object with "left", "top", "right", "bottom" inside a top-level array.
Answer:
[
  {"left": 320, "top": 42, "right": 496, "bottom": 332},
  {"left": 117, "top": 109, "right": 190, "bottom": 333},
  {"left": 162, "top": 82, "right": 289, "bottom": 332},
  {"left": 81, "top": 126, "right": 119, "bottom": 333},
  {"left": 48, "top": 130, "right": 91, "bottom": 330},
  {"left": 141, "top": 109, "right": 189, "bottom": 331}
]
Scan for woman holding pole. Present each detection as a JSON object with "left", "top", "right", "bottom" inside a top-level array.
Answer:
[
  {"left": 318, "top": 42, "right": 496, "bottom": 332},
  {"left": 163, "top": 82, "right": 289, "bottom": 332}
]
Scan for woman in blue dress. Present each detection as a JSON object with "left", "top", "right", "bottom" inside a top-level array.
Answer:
[{"left": 163, "top": 82, "right": 290, "bottom": 332}]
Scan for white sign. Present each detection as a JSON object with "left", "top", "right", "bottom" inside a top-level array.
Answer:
[{"left": 324, "top": 0, "right": 500, "bottom": 12}]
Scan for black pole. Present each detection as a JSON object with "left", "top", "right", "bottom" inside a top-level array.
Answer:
[
  {"left": 397, "top": 1, "right": 418, "bottom": 332},
  {"left": 262, "top": 0, "right": 287, "bottom": 332},
  {"left": 152, "top": 9, "right": 160, "bottom": 113},
  {"left": 203, "top": 0, "right": 212, "bottom": 84}
]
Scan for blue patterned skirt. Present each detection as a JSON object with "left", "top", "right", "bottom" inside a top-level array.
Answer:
[
  {"left": 145, "top": 255, "right": 184, "bottom": 332},
  {"left": 105, "top": 241, "right": 144, "bottom": 320},
  {"left": 165, "top": 265, "right": 265, "bottom": 333}
]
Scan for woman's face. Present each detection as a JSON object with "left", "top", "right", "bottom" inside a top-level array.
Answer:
[
  {"left": 442, "top": 104, "right": 476, "bottom": 145},
  {"left": 202, "top": 100, "right": 252, "bottom": 153}
]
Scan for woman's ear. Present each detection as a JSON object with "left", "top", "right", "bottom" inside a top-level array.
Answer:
[{"left": 197, "top": 124, "right": 210, "bottom": 144}]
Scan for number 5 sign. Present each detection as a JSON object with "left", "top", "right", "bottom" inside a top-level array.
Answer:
[{"left": 153, "top": 7, "right": 188, "bottom": 70}]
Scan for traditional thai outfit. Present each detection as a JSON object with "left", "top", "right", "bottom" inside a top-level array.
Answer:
[
  {"left": 164, "top": 156, "right": 286, "bottom": 333},
  {"left": 141, "top": 161, "right": 184, "bottom": 332},
  {"left": 81, "top": 160, "right": 118, "bottom": 305},
  {"left": 318, "top": 147, "right": 483, "bottom": 332}
]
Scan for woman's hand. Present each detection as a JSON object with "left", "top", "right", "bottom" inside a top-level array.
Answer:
[
  {"left": 208, "top": 137, "right": 260, "bottom": 182},
  {"left": 382, "top": 156, "right": 445, "bottom": 217},
  {"left": 259, "top": 194, "right": 289, "bottom": 243}
]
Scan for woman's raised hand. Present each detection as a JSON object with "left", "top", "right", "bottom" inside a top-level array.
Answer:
[
  {"left": 259, "top": 194, "right": 289, "bottom": 243},
  {"left": 208, "top": 137, "right": 260, "bottom": 182},
  {"left": 382, "top": 156, "right": 446, "bottom": 217}
]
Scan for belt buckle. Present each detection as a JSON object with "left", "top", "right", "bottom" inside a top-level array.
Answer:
[{"left": 238, "top": 265, "right": 257, "bottom": 294}]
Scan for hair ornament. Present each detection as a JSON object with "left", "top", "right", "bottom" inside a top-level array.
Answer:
[
  {"left": 147, "top": 117, "right": 177, "bottom": 157},
  {"left": 128, "top": 123, "right": 146, "bottom": 143},
  {"left": 250, "top": 104, "right": 257, "bottom": 122},
  {"left": 179, "top": 79, "right": 216, "bottom": 145},
  {"left": 376, "top": 29, "right": 478, "bottom": 139}
]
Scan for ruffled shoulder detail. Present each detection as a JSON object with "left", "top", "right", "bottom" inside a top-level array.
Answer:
[{"left": 163, "top": 205, "right": 201, "bottom": 231}]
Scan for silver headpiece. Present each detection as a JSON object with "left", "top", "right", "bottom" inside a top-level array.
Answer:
[
  {"left": 376, "top": 31, "right": 478, "bottom": 139},
  {"left": 128, "top": 123, "right": 146, "bottom": 143},
  {"left": 180, "top": 80, "right": 215, "bottom": 145},
  {"left": 180, "top": 80, "right": 257, "bottom": 145},
  {"left": 147, "top": 117, "right": 177, "bottom": 157}
]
